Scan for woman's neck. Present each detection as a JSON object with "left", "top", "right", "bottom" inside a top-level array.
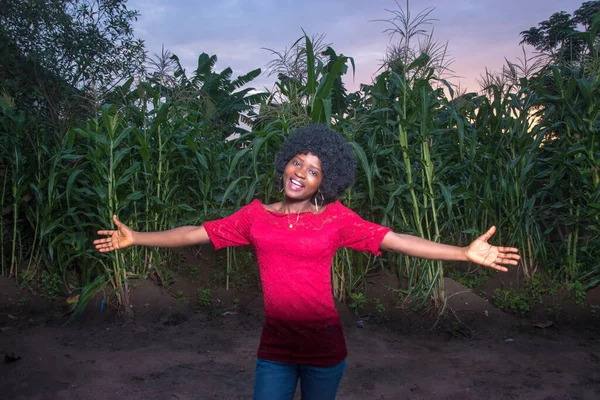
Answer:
[{"left": 279, "top": 198, "right": 315, "bottom": 214}]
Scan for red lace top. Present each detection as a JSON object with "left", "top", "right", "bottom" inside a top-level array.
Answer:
[{"left": 203, "top": 199, "right": 391, "bottom": 367}]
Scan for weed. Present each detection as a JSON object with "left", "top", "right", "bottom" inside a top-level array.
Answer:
[
  {"left": 19, "top": 270, "right": 35, "bottom": 292},
  {"left": 489, "top": 276, "right": 565, "bottom": 316},
  {"left": 492, "top": 287, "right": 532, "bottom": 315},
  {"left": 197, "top": 288, "right": 212, "bottom": 309},
  {"left": 568, "top": 281, "right": 586, "bottom": 307},
  {"left": 447, "top": 320, "right": 460, "bottom": 336},
  {"left": 176, "top": 290, "right": 190, "bottom": 303},
  {"left": 40, "top": 270, "right": 62, "bottom": 301},
  {"left": 187, "top": 265, "right": 202, "bottom": 280},
  {"left": 17, "top": 297, "right": 30, "bottom": 306},
  {"left": 197, "top": 287, "right": 220, "bottom": 319},
  {"left": 544, "top": 305, "right": 563, "bottom": 317},
  {"left": 373, "top": 297, "right": 388, "bottom": 323},
  {"left": 449, "top": 269, "right": 491, "bottom": 289},
  {"left": 349, "top": 292, "right": 367, "bottom": 317}
]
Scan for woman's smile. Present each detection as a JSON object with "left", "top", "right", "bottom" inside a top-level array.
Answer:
[{"left": 289, "top": 178, "right": 304, "bottom": 191}]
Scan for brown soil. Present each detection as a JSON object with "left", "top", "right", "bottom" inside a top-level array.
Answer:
[{"left": 1, "top": 256, "right": 600, "bottom": 399}]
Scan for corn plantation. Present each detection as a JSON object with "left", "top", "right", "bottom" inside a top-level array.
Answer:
[{"left": 1, "top": 26, "right": 599, "bottom": 315}]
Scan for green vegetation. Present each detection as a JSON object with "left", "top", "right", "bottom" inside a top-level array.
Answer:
[
  {"left": 197, "top": 287, "right": 220, "bottom": 319},
  {"left": 492, "top": 287, "right": 535, "bottom": 315},
  {"left": 197, "top": 288, "right": 213, "bottom": 310},
  {"left": 489, "top": 277, "right": 566, "bottom": 315},
  {"left": 1, "top": 1, "right": 599, "bottom": 317},
  {"left": 372, "top": 298, "right": 389, "bottom": 323},
  {"left": 568, "top": 281, "right": 587, "bottom": 307},
  {"left": 349, "top": 292, "right": 367, "bottom": 317},
  {"left": 176, "top": 290, "right": 190, "bottom": 304},
  {"left": 448, "top": 269, "right": 492, "bottom": 290}
]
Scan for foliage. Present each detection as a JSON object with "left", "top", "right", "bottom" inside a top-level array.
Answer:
[
  {"left": 261, "top": 32, "right": 355, "bottom": 127},
  {"left": 40, "top": 270, "right": 62, "bottom": 301},
  {"left": 448, "top": 269, "right": 491, "bottom": 290},
  {"left": 197, "top": 288, "right": 212, "bottom": 308},
  {"left": 520, "top": 1, "right": 600, "bottom": 64},
  {"left": 1, "top": 2, "right": 599, "bottom": 318},
  {"left": 491, "top": 287, "right": 534, "bottom": 315},
  {"left": 349, "top": 292, "right": 367, "bottom": 316},
  {"left": 372, "top": 297, "right": 388, "bottom": 323},
  {"left": 168, "top": 52, "right": 268, "bottom": 137},
  {"left": 568, "top": 281, "right": 587, "bottom": 306},
  {"left": 0, "top": 0, "right": 145, "bottom": 92},
  {"left": 196, "top": 287, "right": 220, "bottom": 318},
  {"left": 375, "top": 0, "right": 454, "bottom": 79},
  {"left": 491, "top": 277, "right": 562, "bottom": 315}
]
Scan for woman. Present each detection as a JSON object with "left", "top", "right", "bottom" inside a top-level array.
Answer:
[{"left": 94, "top": 124, "right": 520, "bottom": 400}]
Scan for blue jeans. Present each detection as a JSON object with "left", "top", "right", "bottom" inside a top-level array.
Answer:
[{"left": 253, "top": 358, "right": 348, "bottom": 400}]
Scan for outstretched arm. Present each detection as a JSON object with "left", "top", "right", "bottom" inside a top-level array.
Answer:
[
  {"left": 94, "top": 215, "right": 210, "bottom": 253},
  {"left": 380, "top": 226, "right": 520, "bottom": 272}
]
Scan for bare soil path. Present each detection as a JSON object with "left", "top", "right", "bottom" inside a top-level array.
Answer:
[{"left": 1, "top": 276, "right": 599, "bottom": 400}]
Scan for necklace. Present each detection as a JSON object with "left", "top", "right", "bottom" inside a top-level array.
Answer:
[{"left": 287, "top": 212, "right": 300, "bottom": 228}]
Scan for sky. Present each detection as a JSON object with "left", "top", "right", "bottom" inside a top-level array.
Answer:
[{"left": 128, "top": 0, "right": 586, "bottom": 94}]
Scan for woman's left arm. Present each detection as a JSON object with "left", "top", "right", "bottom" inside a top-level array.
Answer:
[{"left": 379, "top": 226, "right": 520, "bottom": 272}]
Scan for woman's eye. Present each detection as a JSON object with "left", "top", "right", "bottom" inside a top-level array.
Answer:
[
  {"left": 310, "top": 170, "right": 317, "bottom": 176},
  {"left": 293, "top": 161, "right": 300, "bottom": 167}
]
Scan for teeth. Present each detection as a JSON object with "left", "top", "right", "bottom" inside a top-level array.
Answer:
[{"left": 291, "top": 179, "right": 303, "bottom": 187}]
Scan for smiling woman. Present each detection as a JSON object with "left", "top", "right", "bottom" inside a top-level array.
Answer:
[
  {"left": 94, "top": 124, "right": 520, "bottom": 400},
  {"left": 274, "top": 124, "right": 357, "bottom": 206}
]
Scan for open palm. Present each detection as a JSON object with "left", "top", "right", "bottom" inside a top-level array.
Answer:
[
  {"left": 94, "top": 215, "right": 135, "bottom": 253},
  {"left": 465, "top": 226, "right": 520, "bottom": 271}
]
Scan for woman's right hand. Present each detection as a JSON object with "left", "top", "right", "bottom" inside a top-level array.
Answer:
[{"left": 94, "top": 215, "right": 136, "bottom": 252}]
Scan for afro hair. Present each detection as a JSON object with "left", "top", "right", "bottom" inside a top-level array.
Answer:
[{"left": 274, "top": 124, "right": 357, "bottom": 204}]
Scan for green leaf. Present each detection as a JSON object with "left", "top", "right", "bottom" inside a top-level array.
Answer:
[
  {"left": 126, "top": 192, "right": 144, "bottom": 201},
  {"left": 304, "top": 30, "right": 316, "bottom": 98},
  {"left": 348, "top": 142, "right": 373, "bottom": 202}
]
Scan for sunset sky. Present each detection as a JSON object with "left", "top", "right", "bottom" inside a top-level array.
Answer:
[{"left": 128, "top": 0, "right": 586, "bottom": 93}]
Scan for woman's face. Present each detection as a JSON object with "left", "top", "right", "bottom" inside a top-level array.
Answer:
[{"left": 283, "top": 152, "right": 323, "bottom": 201}]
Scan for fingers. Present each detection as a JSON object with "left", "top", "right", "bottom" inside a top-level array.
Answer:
[
  {"left": 488, "top": 263, "right": 508, "bottom": 272},
  {"left": 486, "top": 252, "right": 520, "bottom": 272},
  {"left": 112, "top": 215, "right": 123, "bottom": 228},
  {"left": 496, "top": 257, "right": 520, "bottom": 266},
  {"left": 93, "top": 238, "right": 112, "bottom": 245},
  {"left": 94, "top": 240, "right": 118, "bottom": 252},
  {"left": 97, "top": 245, "right": 117, "bottom": 253},
  {"left": 498, "top": 246, "right": 519, "bottom": 254},
  {"left": 502, "top": 253, "right": 521, "bottom": 260},
  {"left": 94, "top": 217, "right": 125, "bottom": 253},
  {"left": 479, "top": 226, "right": 497, "bottom": 242}
]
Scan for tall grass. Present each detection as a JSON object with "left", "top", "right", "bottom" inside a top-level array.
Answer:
[{"left": 0, "top": 26, "right": 598, "bottom": 314}]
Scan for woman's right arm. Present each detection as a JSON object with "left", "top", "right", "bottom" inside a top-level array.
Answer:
[{"left": 94, "top": 215, "right": 210, "bottom": 253}]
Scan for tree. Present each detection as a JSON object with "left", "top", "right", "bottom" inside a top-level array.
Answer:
[
  {"left": 0, "top": 0, "right": 145, "bottom": 93},
  {"left": 519, "top": 1, "right": 600, "bottom": 64},
  {"left": 170, "top": 52, "right": 267, "bottom": 137}
]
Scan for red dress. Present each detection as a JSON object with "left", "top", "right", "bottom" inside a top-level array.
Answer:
[{"left": 203, "top": 199, "right": 391, "bottom": 367}]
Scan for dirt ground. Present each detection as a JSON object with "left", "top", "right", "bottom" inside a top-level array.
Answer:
[{"left": 1, "top": 264, "right": 600, "bottom": 400}]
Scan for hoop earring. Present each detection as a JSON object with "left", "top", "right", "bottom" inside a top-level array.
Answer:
[
  {"left": 278, "top": 175, "right": 284, "bottom": 193},
  {"left": 314, "top": 191, "right": 325, "bottom": 212}
]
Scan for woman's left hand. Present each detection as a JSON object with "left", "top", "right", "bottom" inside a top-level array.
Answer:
[{"left": 465, "top": 226, "right": 520, "bottom": 271}]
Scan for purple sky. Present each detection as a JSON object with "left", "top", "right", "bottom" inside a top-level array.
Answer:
[{"left": 129, "top": 0, "right": 585, "bottom": 94}]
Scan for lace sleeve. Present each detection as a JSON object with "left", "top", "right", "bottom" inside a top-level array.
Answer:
[
  {"left": 203, "top": 201, "right": 257, "bottom": 250},
  {"left": 336, "top": 205, "right": 391, "bottom": 256}
]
